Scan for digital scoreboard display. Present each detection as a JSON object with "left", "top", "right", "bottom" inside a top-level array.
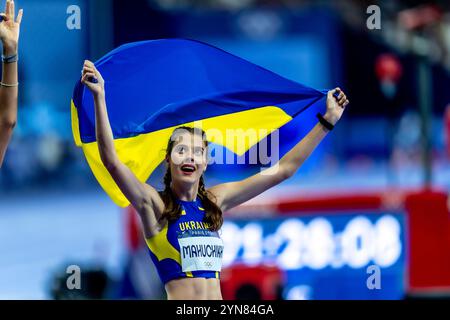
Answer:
[{"left": 222, "top": 212, "right": 406, "bottom": 300}]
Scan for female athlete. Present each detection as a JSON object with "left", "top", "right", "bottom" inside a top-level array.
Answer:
[{"left": 81, "top": 59, "right": 349, "bottom": 300}]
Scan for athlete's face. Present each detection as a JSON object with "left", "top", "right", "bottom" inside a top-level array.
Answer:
[{"left": 168, "top": 131, "right": 207, "bottom": 185}]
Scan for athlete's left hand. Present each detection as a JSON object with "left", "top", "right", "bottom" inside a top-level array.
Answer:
[
  {"left": 323, "top": 87, "right": 349, "bottom": 126},
  {"left": 0, "top": 0, "right": 23, "bottom": 55}
]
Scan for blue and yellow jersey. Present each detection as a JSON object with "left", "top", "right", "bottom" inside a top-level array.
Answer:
[{"left": 145, "top": 197, "right": 223, "bottom": 284}]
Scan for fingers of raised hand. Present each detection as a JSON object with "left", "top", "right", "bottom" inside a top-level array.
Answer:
[
  {"left": 83, "top": 60, "right": 95, "bottom": 68},
  {"left": 334, "top": 88, "right": 349, "bottom": 108},
  {"left": 5, "top": 0, "right": 9, "bottom": 19},
  {"left": 82, "top": 65, "right": 95, "bottom": 75},
  {"left": 6, "top": 0, "right": 14, "bottom": 20},
  {"left": 9, "top": 0, "right": 14, "bottom": 18},
  {"left": 338, "top": 96, "right": 349, "bottom": 108},
  {"left": 81, "top": 72, "right": 96, "bottom": 84},
  {"left": 16, "top": 8, "right": 22, "bottom": 24}
]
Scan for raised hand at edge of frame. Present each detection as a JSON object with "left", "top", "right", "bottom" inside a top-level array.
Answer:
[{"left": 0, "top": 0, "right": 23, "bottom": 54}]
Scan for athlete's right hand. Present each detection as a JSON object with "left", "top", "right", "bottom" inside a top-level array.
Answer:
[
  {"left": 81, "top": 60, "right": 105, "bottom": 96},
  {"left": 0, "top": 0, "right": 23, "bottom": 55}
]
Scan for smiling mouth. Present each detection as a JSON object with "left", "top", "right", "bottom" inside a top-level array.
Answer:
[{"left": 180, "top": 164, "right": 196, "bottom": 174}]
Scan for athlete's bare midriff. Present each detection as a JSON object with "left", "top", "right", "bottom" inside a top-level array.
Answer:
[{"left": 165, "top": 277, "right": 222, "bottom": 300}]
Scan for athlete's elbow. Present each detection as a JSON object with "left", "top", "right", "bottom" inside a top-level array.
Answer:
[
  {"left": 135, "top": 197, "right": 151, "bottom": 215},
  {"left": 279, "top": 165, "right": 296, "bottom": 181},
  {"left": 98, "top": 147, "right": 117, "bottom": 170},
  {"left": 102, "top": 156, "right": 119, "bottom": 172},
  {"left": 1, "top": 117, "right": 17, "bottom": 131}
]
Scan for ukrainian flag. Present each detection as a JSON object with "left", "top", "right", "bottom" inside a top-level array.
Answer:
[{"left": 71, "top": 39, "right": 328, "bottom": 207}]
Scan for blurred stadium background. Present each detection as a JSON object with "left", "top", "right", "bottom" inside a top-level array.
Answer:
[{"left": 0, "top": 0, "right": 450, "bottom": 300}]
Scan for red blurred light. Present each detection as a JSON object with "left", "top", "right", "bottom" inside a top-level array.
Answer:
[{"left": 375, "top": 53, "right": 403, "bottom": 83}]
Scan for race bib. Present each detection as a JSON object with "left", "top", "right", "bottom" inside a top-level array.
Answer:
[{"left": 178, "top": 229, "right": 224, "bottom": 272}]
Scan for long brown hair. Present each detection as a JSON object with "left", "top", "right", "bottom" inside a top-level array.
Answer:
[{"left": 159, "top": 126, "right": 223, "bottom": 231}]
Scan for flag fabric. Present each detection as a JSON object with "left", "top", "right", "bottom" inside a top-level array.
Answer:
[{"left": 71, "top": 38, "right": 328, "bottom": 207}]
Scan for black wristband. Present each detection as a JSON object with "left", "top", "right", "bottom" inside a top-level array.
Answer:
[{"left": 316, "top": 113, "right": 334, "bottom": 131}]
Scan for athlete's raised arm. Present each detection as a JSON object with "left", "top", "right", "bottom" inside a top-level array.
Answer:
[
  {"left": 0, "top": 0, "right": 22, "bottom": 167},
  {"left": 81, "top": 60, "right": 164, "bottom": 237},
  {"left": 209, "top": 88, "right": 349, "bottom": 212}
]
